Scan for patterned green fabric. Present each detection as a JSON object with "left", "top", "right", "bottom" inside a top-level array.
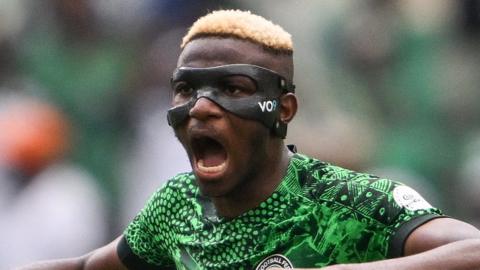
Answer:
[{"left": 124, "top": 153, "right": 442, "bottom": 269}]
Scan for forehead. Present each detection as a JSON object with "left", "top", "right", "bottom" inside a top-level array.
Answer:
[{"left": 178, "top": 37, "right": 278, "bottom": 71}]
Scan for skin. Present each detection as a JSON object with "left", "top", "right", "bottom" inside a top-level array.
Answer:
[
  {"left": 172, "top": 37, "right": 296, "bottom": 217},
  {"left": 16, "top": 37, "right": 480, "bottom": 270},
  {"left": 15, "top": 237, "right": 127, "bottom": 270}
]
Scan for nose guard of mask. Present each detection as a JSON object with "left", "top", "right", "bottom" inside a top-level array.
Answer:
[{"left": 167, "top": 64, "right": 295, "bottom": 138}]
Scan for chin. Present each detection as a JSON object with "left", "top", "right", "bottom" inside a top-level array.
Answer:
[{"left": 196, "top": 177, "right": 234, "bottom": 198}]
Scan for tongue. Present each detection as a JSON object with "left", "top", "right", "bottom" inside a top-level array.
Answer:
[{"left": 201, "top": 147, "right": 227, "bottom": 167}]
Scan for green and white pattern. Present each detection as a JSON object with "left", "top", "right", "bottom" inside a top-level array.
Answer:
[{"left": 124, "top": 153, "right": 442, "bottom": 269}]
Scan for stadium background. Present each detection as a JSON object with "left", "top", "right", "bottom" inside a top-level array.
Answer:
[{"left": 1, "top": 0, "right": 479, "bottom": 267}]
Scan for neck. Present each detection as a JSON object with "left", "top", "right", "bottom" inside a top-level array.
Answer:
[{"left": 211, "top": 142, "right": 292, "bottom": 218}]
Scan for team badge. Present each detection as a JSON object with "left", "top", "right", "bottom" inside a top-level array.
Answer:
[
  {"left": 255, "top": 254, "right": 293, "bottom": 269},
  {"left": 393, "top": 185, "right": 433, "bottom": 211}
]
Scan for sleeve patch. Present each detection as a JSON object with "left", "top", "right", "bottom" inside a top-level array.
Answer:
[{"left": 392, "top": 186, "right": 432, "bottom": 211}]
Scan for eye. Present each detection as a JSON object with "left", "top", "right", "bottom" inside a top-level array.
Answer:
[
  {"left": 221, "top": 76, "right": 256, "bottom": 97},
  {"left": 173, "top": 81, "right": 194, "bottom": 97},
  {"left": 223, "top": 84, "right": 243, "bottom": 96}
]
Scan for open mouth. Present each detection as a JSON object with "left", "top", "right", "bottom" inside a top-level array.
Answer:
[{"left": 191, "top": 136, "right": 228, "bottom": 176}]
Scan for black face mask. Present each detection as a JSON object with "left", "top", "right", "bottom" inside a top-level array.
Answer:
[{"left": 167, "top": 64, "right": 295, "bottom": 138}]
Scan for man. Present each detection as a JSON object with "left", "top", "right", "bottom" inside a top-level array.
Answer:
[
  {"left": 18, "top": 9, "right": 480, "bottom": 270},
  {"left": 0, "top": 95, "right": 106, "bottom": 269}
]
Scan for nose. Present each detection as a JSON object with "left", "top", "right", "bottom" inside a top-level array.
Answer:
[{"left": 189, "top": 97, "right": 223, "bottom": 121}]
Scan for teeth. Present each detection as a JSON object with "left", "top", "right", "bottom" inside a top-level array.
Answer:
[{"left": 197, "top": 159, "right": 226, "bottom": 173}]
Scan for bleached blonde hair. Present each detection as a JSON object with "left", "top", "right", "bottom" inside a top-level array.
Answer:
[{"left": 181, "top": 10, "right": 293, "bottom": 54}]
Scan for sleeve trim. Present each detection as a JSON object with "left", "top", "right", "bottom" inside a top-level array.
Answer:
[
  {"left": 117, "top": 235, "right": 167, "bottom": 270},
  {"left": 387, "top": 214, "right": 447, "bottom": 258}
]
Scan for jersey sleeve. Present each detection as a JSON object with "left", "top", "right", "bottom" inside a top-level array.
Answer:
[
  {"left": 384, "top": 183, "right": 445, "bottom": 258},
  {"left": 297, "top": 158, "right": 446, "bottom": 262},
  {"left": 117, "top": 185, "right": 176, "bottom": 269}
]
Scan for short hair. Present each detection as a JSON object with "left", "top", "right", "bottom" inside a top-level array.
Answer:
[{"left": 181, "top": 10, "right": 293, "bottom": 54}]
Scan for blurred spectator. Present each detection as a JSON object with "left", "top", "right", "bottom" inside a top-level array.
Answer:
[
  {"left": 318, "top": 0, "right": 467, "bottom": 210},
  {"left": 16, "top": 0, "right": 140, "bottom": 210},
  {"left": 0, "top": 93, "right": 107, "bottom": 269}
]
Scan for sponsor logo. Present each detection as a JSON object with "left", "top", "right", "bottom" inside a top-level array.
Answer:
[
  {"left": 258, "top": 100, "right": 277, "bottom": 112},
  {"left": 393, "top": 186, "right": 433, "bottom": 211},
  {"left": 255, "top": 254, "right": 293, "bottom": 270}
]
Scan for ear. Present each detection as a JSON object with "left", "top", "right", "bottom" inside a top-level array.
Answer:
[{"left": 279, "top": 93, "right": 297, "bottom": 123}]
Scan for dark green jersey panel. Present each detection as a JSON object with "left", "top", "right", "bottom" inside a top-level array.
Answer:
[{"left": 121, "top": 154, "right": 443, "bottom": 269}]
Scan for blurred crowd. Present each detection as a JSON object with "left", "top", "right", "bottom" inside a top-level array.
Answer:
[{"left": 0, "top": 0, "right": 479, "bottom": 268}]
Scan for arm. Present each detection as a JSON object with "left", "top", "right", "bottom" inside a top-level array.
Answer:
[
  {"left": 14, "top": 237, "right": 128, "bottom": 270},
  {"left": 320, "top": 218, "right": 480, "bottom": 270}
]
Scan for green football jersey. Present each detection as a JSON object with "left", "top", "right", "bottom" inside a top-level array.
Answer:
[{"left": 118, "top": 153, "right": 443, "bottom": 269}]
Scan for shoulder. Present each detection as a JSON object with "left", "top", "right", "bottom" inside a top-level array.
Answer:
[
  {"left": 163, "top": 171, "right": 197, "bottom": 192},
  {"left": 145, "top": 172, "right": 197, "bottom": 206},
  {"left": 290, "top": 153, "right": 378, "bottom": 185},
  {"left": 293, "top": 154, "right": 446, "bottom": 258},
  {"left": 121, "top": 172, "right": 197, "bottom": 267},
  {"left": 292, "top": 154, "right": 442, "bottom": 225},
  {"left": 292, "top": 153, "right": 390, "bottom": 201}
]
